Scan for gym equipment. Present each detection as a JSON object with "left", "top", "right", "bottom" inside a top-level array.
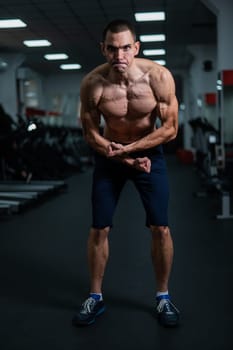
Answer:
[
  {"left": 1, "top": 104, "right": 85, "bottom": 182},
  {"left": 0, "top": 192, "right": 39, "bottom": 200},
  {"left": 0, "top": 104, "right": 90, "bottom": 219},
  {"left": 0, "top": 180, "right": 67, "bottom": 217},
  {"left": 216, "top": 191, "right": 233, "bottom": 219},
  {"left": 189, "top": 81, "right": 233, "bottom": 219},
  {"left": 215, "top": 71, "right": 233, "bottom": 219},
  {"left": 189, "top": 117, "right": 220, "bottom": 193},
  {"left": 0, "top": 202, "right": 12, "bottom": 216}
]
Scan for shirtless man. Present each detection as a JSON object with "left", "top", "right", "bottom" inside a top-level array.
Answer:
[{"left": 72, "top": 19, "right": 179, "bottom": 327}]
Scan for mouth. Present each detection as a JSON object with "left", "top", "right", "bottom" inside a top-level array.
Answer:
[{"left": 112, "top": 61, "right": 127, "bottom": 68}]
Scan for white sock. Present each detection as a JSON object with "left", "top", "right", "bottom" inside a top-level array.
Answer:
[{"left": 156, "top": 291, "right": 169, "bottom": 299}]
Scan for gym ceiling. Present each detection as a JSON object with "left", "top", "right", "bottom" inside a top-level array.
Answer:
[{"left": 0, "top": 0, "right": 216, "bottom": 75}]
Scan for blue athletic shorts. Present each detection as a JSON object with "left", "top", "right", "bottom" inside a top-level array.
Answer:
[{"left": 91, "top": 145, "right": 169, "bottom": 229}]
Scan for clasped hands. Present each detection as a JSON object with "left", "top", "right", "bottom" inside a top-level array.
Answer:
[{"left": 107, "top": 141, "right": 151, "bottom": 173}]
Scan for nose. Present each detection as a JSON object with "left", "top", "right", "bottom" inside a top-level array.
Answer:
[{"left": 114, "top": 48, "right": 124, "bottom": 60}]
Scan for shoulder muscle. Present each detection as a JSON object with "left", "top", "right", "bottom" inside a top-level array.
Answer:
[
  {"left": 80, "top": 66, "right": 108, "bottom": 110},
  {"left": 149, "top": 64, "right": 176, "bottom": 104}
]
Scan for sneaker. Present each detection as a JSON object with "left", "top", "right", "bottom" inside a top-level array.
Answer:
[
  {"left": 156, "top": 297, "right": 180, "bottom": 327},
  {"left": 72, "top": 297, "right": 106, "bottom": 326}
]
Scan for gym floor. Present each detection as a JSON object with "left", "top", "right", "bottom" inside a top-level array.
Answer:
[{"left": 0, "top": 155, "right": 233, "bottom": 350}]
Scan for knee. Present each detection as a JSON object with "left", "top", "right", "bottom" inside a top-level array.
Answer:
[
  {"left": 150, "top": 225, "right": 170, "bottom": 239},
  {"left": 90, "top": 226, "right": 110, "bottom": 244}
]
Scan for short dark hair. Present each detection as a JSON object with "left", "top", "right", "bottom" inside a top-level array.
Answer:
[{"left": 102, "top": 19, "right": 137, "bottom": 42}]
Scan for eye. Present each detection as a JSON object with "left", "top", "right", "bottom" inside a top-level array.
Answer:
[
  {"left": 123, "top": 45, "right": 132, "bottom": 52},
  {"left": 106, "top": 45, "right": 117, "bottom": 53}
]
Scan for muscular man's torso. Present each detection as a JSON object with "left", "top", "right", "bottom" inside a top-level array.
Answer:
[{"left": 91, "top": 60, "right": 159, "bottom": 143}]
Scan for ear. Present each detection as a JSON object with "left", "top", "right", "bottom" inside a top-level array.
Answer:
[
  {"left": 134, "top": 41, "right": 140, "bottom": 56},
  {"left": 100, "top": 42, "right": 106, "bottom": 56}
]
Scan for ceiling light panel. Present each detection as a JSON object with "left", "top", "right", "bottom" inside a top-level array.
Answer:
[
  {"left": 60, "top": 64, "right": 82, "bottom": 70},
  {"left": 140, "top": 34, "right": 166, "bottom": 42},
  {"left": 0, "top": 19, "right": 27, "bottom": 28},
  {"left": 135, "top": 12, "right": 165, "bottom": 22},
  {"left": 143, "top": 49, "right": 166, "bottom": 56},
  {"left": 23, "top": 40, "right": 51, "bottom": 47},
  {"left": 154, "top": 60, "right": 166, "bottom": 66},
  {"left": 44, "top": 53, "right": 68, "bottom": 60}
]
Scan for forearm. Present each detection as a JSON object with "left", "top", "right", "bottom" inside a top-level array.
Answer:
[
  {"left": 84, "top": 132, "right": 151, "bottom": 172},
  {"left": 124, "top": 124, "right": 177, "bottom": 154},
  {"left": 84, "top": 130, "right": 135, "bottom": 165},
  {"left": 84, "top": 130, "right": 110, "bottom": 156}
]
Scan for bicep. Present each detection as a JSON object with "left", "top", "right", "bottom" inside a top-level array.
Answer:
[
  {"left": 157, "top": 95, "right": 178, "bottom": 120},
  {"left": 154, "top": 70, "right": 178, "bottom": 129},
  {"left": 80, "top": 76, "right": 102, "bottom": 136},
  {"left": 80, "top": 103, "right": 101, "bottom": 138}
]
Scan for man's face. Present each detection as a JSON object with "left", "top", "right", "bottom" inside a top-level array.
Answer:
[{"left": 101, "top": 30, "right": 140, "bottom": 73}]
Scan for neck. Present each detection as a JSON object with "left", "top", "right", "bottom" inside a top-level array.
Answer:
[
  {"left": 108, "top": 62, "right": 139, "bottom": 85},
  {"left": 110, "top": 72, "right": 129, "bottom": 85}
]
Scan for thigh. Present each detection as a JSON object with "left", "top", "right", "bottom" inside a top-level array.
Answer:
[
  {"left": 91, "top": 154, "right": 126, "bottom": 228},
  {"left": 133, "top": 155, "right": 169, "bottom": 226}
]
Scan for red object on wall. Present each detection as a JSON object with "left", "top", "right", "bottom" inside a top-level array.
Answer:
[
  {"left": 26, "top": 107, "right": 46, "bottom": 117},
  {"left": 205, "top": 93, "right": 217, "bottom": 105},
  {"left": 222, "top": 70, "right": 233, "bottom": 86},
  {"left": 26, "top": 107, "right": 61, "bottom": 117},
  {"left": 176, "top": 149, "right": 194, "bottom": 164}
]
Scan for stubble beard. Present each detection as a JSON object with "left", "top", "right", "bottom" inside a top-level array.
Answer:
[{"left": 111, "top": 62, "right": 128, "bottom": 74}]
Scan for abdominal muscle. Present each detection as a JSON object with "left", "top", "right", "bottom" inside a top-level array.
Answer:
[{"left": 103, "top": 113, "right": 156, "bottom": 144}]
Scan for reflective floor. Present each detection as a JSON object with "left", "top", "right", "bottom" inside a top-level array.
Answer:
[{"left": 0, "top": 155, "right": 233, "bottom": 350}]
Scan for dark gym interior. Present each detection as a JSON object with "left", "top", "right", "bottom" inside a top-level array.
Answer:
[{"left": 1, "top": 1, "right": 233, "bottom": 349}]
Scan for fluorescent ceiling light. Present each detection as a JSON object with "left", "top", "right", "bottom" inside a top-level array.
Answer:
[
  {"left": 143, "top": 49, "right": 166, "bottom": 56},
  {"left": 154, "top": 60, "right": 166, "bottom": 66},
  {"left": 140, "top": 34, "right": 166, "bottom": 42},
  {"left": 23, "top": 40, "right": 51, "bottom": 47},
  {"left": 135, "top": 12, "right": 165, "bottom": 22},
  {"left": 60, "top": 64, "right": 82, "bottom": 70},
  {"left": 0, "top": 19, "right": 27, "bottom": 28},
  {"left": 44, "top": 53, "right": 68, "bottom": 60},
  {"left": 0, "top": 58, "right": 8, "bottom": 69}
]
